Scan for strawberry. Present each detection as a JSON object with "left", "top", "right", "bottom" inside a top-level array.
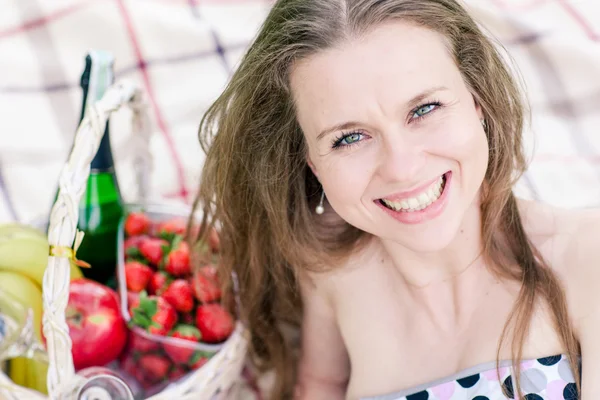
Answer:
[
  {"left": 139, "top": 353, "right": 171, "bottom": 383},
  {"left": 148, "top": 271, "right": 171, "bottom": 296},
  {"left": 195, "top": 304, "right": 234, "bottom": 343},
  {"left": 128, "top": 331, "right": 160, "bottom": 353},
  {"left": 123, "top": 235, "right": 148, "bottom": 257},
  {"left": 191, "top": 269, "right": 221, "bottom": 303},
  {"left": 125, "top": 261, "right": 153, "bottom": 292},
  {"left": 121, "top": 355, "right": 147, "bottom": 383},
  {"left": 139, "top": 237, "right": 169, "bottom": 266},
  {"left": 168, "top": 365, "right": 188, "bottom": 381},
  {"left": 125, "top": 212, "right": 151, "bottom": 237},
  {"left": 190, "top": 355, "right": 209, "bottom": 370},
  {"left": 127, "top": 291, "right": 140, "bottom": 316},
  {"left": 199, "top": 264, "right": 219, "bottom": 285},
  {"left": 149, "top": 296, "right": 177, "bottom": 335},
  {"left": 155, "top": 217, "right": 187, "bottom": 237},
  {"left": 162, "top": 279, "right": 195, "bottom": 313},
  {"left": 162, "top": 324, "right": 201, "bottom": 364},
  {"left": 165, "top": 238, "right": 191, "bottom": 276},
  {"left": 130, "top": 291, "right": 177, "bottom": 335}
]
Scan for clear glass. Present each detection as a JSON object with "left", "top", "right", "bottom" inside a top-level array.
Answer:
[
  {"left": 56, "top": 367, "right": 134, "bottom": 400},
  {"left": 0, "top": 288, "right": 48, "bottom": 364}
]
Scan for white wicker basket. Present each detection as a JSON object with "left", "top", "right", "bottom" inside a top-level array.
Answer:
[{"left": 0, "top": 80, "right": 249, "bottom": 399}]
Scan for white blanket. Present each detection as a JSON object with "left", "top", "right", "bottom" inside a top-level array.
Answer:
[{"left": 1, "top": 0, "right": 599, "bottom": 224}]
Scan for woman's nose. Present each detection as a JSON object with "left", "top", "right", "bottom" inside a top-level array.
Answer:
[{"left": 375, "top": 137, "right": 426, "bottom": 184}]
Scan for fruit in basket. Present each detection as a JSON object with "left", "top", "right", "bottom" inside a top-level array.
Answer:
[
  {"left": 195, "top": 303, "right": 234, "bottom": 343},
  {"left": 191, "top": 356, "right": 209, "bottom": 370},
  {"left": 165, "top": 238, "right": 191, "bottom": 276},
  {"left": 139, "top": 237, "right": 169, "bottom": 266},
  {"left": 191, "top": 268, "right": 221, "bottom": 303},
  {"left": 162, "top": 279, "right": 195, "bottom": 313},
  {"left": 128, "top": 331, "right": 160, "bottom": 353},
  {"left": 64, "top": 278, "right": 128, "bottom": 370},
  {"left": 121, "top": 354, "right": 148, "bottom": 383},
  {"left": 121, "top": 209, "right": 236, "bottom": 372},
  {"left": 155, "top": 217, "right": 187, "bottom": 237},
  {"left": 0, "top": 222, "right": 83, "bottom": 287},
  {"left": 148, "top": 296, "right": 178, "bottom": 335},
  {"left": 0, "top": 270, "right": 49, "bottom": 394},
  {"left": 148, "top": 270, "right": 171, "bottom": 295},
  {"left": 124, "top": 261, "right": 153, "bottom": 292},
  {"left": 139, "top": 353, "right": 172, "bottom": 383},
  {"left": 130, "top": 291, "right": 177, "bottom": 335},
  {"left": 124, "top": 211, "right": 151, "bottom": 237},
  {"left": 199, "top": 264, "right": 219, "bottom": 284},
  {"left": 0, "top": 222, "right": 48, "bottom": 238},
  {"left": 124, "top": 234, "right": 148, "bottom": 257},
  {"left": 168, "top": 365, "right": 188, "bottom": 381},
  {"left": 162, "top": 324, "right": 201, "bottom": 364}
]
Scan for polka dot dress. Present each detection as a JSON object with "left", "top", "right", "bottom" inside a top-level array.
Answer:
[{"left": 363, "top": 354, "right": 579, "bottom": 400}]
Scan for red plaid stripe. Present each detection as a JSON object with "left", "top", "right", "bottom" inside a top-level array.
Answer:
[{"left": 115, "top": 0, "right": 189, "bottom": 202}]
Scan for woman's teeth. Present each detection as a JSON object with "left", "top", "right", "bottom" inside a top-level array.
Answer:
[{"left": 381, "top": 176, "right": 445, "bottom": 212}]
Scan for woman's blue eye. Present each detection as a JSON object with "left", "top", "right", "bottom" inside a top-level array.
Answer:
[
  {"left": 341, "top": 133, "right": 361, "bottom": 145},
  {"left": 413, "top": 104, "right": 436, "bottom": 118},
  {"left": 332, "top": 132, "right": 363, "bottom": 149}
]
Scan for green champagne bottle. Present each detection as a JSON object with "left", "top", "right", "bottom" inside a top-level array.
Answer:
[{"left": 72, "top": 50, "right": 124, "bottom": 286}]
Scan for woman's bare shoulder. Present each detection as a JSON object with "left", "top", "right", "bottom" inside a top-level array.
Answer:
[
  {"left": 519, "top": 199, "right": 600, "bottom": 255},
  {"left": 519, "top": 198, "right": 600, "bottom": 322},
  {"left": 553, "top": 203, "right": 600, "bottom": 286},
  {"left": 518, "top": 198, "right": 580, "bottom": 238},
  {"left": 518, "top": 198, "right": 598, "bottom": 262}
]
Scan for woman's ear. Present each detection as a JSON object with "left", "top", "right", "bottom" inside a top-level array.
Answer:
[
  {"left": 473, "top": 94, "right": 485, "bottom": 120},
  {"left": 307, "top": 156, "right": 319, "bottom": 179}
]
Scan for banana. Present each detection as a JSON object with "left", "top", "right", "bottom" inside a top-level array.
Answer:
[
  {"left": 0, "top": 223, "right": 48, "bottom": 238},
  {"left": 0, "top": 222, "right": 83, "bottom": 395},
  {"left": 0, "top": 223, "right": 83, "bottom": 287},
  {"left": 0, "top": 271, "right": 48, "bottom": 394},
  {"left": 9, "top": 356, "right": 28, "bottom": 388}
]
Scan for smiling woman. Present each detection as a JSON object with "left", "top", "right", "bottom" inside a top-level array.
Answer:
[
  {"left": 293, "top": 23, "right": 489, "bottom": 239},
  {"left": 190, "top": 1, "right": 599, "bottom": 400}
]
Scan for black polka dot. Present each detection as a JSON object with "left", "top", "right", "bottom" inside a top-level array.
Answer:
[
  {"left": 537, "top": 355, "right": 561, "bottom": 366},
  {"left": 524, "top": 395, "right": 543, "bottom": 400},
  {"left": 503, "top": 376, "right": 515, "bottom": 399},
  {"left": 406, "top": 390, "right": 429, "bottom": 400},
  {"left": 563, "top": 383, "right": 578, "bottom": 400},
  {"left": 457, "top": 373, "right": 480, "bottom": 388},
  {"left": 472, "top": 397, "right": 490, "bottom": 400}
]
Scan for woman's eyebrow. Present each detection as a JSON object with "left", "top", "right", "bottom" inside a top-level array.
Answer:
[{"left": 405, "top": 85, "right": 449, "bottom": 110}]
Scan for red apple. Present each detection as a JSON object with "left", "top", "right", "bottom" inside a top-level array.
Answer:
[{"left": 65, "top": 278, "right": 128, "bottom": 370}]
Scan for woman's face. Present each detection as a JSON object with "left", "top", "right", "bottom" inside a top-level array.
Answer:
[{"left": 291, "top": 21, "right": 489, "bottom": 253}]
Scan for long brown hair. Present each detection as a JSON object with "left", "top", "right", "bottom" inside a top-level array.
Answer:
[{"left": 190, "top": 0, "right": 580, "bottom": 398}]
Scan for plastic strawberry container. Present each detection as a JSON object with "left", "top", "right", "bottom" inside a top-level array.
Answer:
[{"left": 116, "top": 203, "right": 229, "bottom": 398}]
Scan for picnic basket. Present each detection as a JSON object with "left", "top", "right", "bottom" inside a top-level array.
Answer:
[{"left": 0, "top": 79, "right": 249, "bottom": 399}]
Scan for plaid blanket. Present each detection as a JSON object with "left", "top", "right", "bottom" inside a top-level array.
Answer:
[
  {"left": 1, "top": 0, "right": 599, "bottom": 224},
  {"left": 0, "top": 0, "right": 598, "bottom": 397}
]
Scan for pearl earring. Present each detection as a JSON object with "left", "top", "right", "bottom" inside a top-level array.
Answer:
[
  {"left": 481, "top": 119, "right": 487, "bottom": 129},
  {"left": 315, "top": 191, "right": 325, "bottom": 215}
]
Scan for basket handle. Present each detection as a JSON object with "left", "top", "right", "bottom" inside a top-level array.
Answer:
[{"left": 42, "top": 80, "right": 150, "bottom": 398}]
